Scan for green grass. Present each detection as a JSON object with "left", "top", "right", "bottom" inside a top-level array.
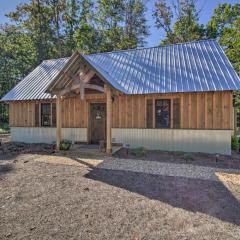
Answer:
[{"left": 0, "top": 122, "right": 10, "bottom": 134}]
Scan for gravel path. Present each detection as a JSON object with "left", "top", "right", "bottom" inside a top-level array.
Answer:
[{"left": 98, "top": 158, "right": 240, "bottom": 181}]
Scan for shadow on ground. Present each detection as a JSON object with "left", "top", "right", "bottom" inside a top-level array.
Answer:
[
  {"left": 0, "top": 163, "right": 14, "bottom": 176},
  {"left": 85, "top": 167, "right": 240, "bottom": 226}
]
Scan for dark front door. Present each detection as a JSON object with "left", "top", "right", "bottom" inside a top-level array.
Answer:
[{"left": 90, "top": 103, "right": 106, "bottom": 143}]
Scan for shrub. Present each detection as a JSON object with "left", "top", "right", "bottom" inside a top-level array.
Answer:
[
  {"left": 130, "top": 147, "right": 145, "bottom": 158},
  {"left": 231, "top": 136, "right": 239, "bottom": 150},
  {"left": 60, "top": 139, "right": 72, "bottom": 151},
  {"left": 183, "top": 153, "right": 193, "bottom": 162},
  {"left": 0, "top": 122, "right": 10, "bottom": 133},
  {"left": 175, "top": 151, "right": 185, "bottom": 156}
]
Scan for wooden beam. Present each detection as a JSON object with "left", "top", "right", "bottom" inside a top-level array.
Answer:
[
  {"left": 60, "top": 82, "right": 105, "bottom": 97},
  {"left": 69, "top": 74, "right": 80, "bottom": 84},
  {"left": 84, "top": 84, "right": 104, "bottom": 92},
  {"left": 80, "top": 81, "right": 84, "bottom": 100},
  {"left": 81, "top": 70, "right": 95, "bottom": 83},
  {"left": 106, "top": 85, "right": 112, "bottom": 154},
  {"left": 56, "top": 95, "right": 62, "bottom": 150}
]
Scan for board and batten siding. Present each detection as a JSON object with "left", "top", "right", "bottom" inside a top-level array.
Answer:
[
  {"left": 9, "top": 91, "right": 233, "bottom": 130},
  {"left": 112, "top": 91, "right": 233, "bottom": 129}
]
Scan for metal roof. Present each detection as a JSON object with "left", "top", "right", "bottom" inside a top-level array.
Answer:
[
  {"left": 85, "top": 39, "right": 240, "bottom": 94},
  {"left": 2, "top": 39, "right": 240, "bottom": 101},
  {"left": 1, "top": 58, "right": 69, "bottom": 101}
]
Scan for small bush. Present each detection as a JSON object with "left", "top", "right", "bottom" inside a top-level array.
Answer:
[
  {"left": 60, "top": 139, "right": 72, "bottom": 151},
  {"left": 183, "top": 153, "right": 193, "bottom": 162},
  {"left": 130, "top": 147, "right": 145, "bottom": 158},
  {"left": 175, "top": 151, "right": 185, "bottom": 156},
  {"left": 231, "top": 136, "right": 239, "bottom": 150},
  {"left": 0, "top": 122, "right": 10, "bottom": 133}
]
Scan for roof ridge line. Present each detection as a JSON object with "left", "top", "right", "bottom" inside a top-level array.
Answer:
[
  {"left": 87, "top": 39, "right": 217, "bottom": 56},
  {"left": 42, "top": 57, "right": 70, "bottom": 62},
  {"left": 41, "top": 39, "right": 217, "bottom": 61}
]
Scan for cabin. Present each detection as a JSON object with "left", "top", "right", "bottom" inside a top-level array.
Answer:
[{"left": 1, "top": 40, "right": 240, "bottom": 155}]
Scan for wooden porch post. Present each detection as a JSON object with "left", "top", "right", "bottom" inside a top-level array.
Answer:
[
  {"left": 106, "top": 85, "right": 112, "bottom": 154},
  {"left": 56, "top": 94, "right": 62, "bottom": 150}
]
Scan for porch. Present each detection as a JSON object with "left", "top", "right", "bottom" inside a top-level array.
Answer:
[{"left": 46, "top": 52, "right": 115, "bottom": 153}]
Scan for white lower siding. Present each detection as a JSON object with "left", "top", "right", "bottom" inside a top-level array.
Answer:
[
  {"left": 112, "top": 128, "right": 232, "bottom": 155},
  {"left": 10, "top": 127, "right": 231, "bottom": 155},
  {"left": 10, "top": 127, "right": 87, "bottom": 144}
]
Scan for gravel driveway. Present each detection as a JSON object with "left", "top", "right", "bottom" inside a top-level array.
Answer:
[
  {"left": 97, "top": 158, "right": 240, "bottom": 181},
  {"left": 0, "top": 151, "right": 240, "bottom": 240}
]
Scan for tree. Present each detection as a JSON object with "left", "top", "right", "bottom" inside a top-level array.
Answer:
[
  {"left": 7, "top": 0, "right": 54, "bottom": 63},
  {"left": 94, "top": 0, "right": 148, "bottom": 51},
  {"left": 207, "top": 3, "right": 240, "bottom": 74},
  {"left": 74, "top": 0, "right": 102, "bottom": 54},
  {"left": 207, "top": 3, "right": 240, "bottom": 105},
  {"left": 123, "top": 0, "right": 149, "bottom": 48},
  {"left": 64, "top": 0, "right": 80, "bottom": 55},
  {"left": 46, "top": 0, "right": 68, "bottom": 57},
  {"left": 96, "top": 0, "right": 125, "bottom": 51},
  {"left": 153, "top": 0, "right": 205, "bottom": 45},
  {"left": 0, "top": 24, "right": 37, "bottom": 121}
]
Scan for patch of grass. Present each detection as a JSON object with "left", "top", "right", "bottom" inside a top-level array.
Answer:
[
  {"left": 130, "top": 147, "right": 145, "bottom": 158},
  {"left": 0, "top": 122, "right": 10, "bottom": 134}
]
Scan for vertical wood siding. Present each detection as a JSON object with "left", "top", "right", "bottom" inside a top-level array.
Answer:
[
  {"left": 9, "top": 91, "right": 233, "bottom": 130},
  {"left": 112, "top": 91, "right": 233, "bottom": 129}
]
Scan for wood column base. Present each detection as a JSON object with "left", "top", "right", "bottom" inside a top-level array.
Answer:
[{"left": 106, "top": 148, "right": 112, "bottom": 154}]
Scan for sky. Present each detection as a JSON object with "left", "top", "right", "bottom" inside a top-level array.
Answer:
[{"left": 0, "top": 0, "right": 239, "bottom": 47}]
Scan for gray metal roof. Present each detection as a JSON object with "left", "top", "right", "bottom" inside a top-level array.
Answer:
[
  {"left": 2, "top": 39, "right": 240, "bottom": 101},
  {"left": 85, "top": 39, "right": 240, "bottom": 94},
  {"left": 1, "top": 58, "right": 69, "bottom": 101}
]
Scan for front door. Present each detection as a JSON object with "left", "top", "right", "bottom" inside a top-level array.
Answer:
[{"left": 90, "top": 103, "right": 106, "bottom": 143}]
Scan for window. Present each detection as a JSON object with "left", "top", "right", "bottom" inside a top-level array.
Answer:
[
  {"left": 41, "top": 103, "right": 51, "bottom": 126},
  {"left": 155, "top": 99, "right": 170, "bottom": 128},
  {"left": 35, "top": 103, "right": 56, "bottom": 127}
]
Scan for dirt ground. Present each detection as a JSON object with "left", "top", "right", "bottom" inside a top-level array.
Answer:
[{"left": 0, "top": 141, "right": 240, "bottom": 240}]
